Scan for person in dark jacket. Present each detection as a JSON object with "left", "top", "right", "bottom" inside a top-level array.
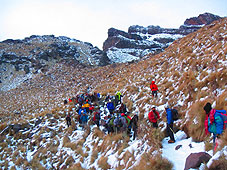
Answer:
[
  {"left": 165, "top": 104, "right": 175, "bottom": 143},
  {"left": 66, "top": 114, "right": 71, "bottom": 127},
  {"left": 130, "top": 114, "right": 139, "bottom": 140},
  {"left": 93, "top": 111, "right": 101, "bottom": 128}
]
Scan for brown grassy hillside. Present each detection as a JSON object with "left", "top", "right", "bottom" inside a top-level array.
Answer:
[
  {"left": 0, "top": 17, "right": 226, "bottom": 170},
  {"left": 1, "top": 18, "right": 227, "bottom": 127}
]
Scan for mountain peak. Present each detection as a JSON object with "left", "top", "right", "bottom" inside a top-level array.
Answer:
[{"left": 184, "top": 12, "right": 223, "bottom": 26}]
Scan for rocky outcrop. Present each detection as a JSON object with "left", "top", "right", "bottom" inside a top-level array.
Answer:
[
  {"left": 0, "top": 35, "right": 110, "bottom": 91},
  {"left": 184, "top": 12, "right": 222, "bottom": 26},
  {"left": 103, "top": 13, "right": 222, "bottom": 63},
  {"left": 184, "top": 152, "right": 212, "bottom": 170}
]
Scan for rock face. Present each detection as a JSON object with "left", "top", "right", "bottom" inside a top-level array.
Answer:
[
  {"left": 103, "top": 13, "right": 222, "bottom": 63},
  {"left": 0, "top": 35, "right": 110, "bottom": 91}
]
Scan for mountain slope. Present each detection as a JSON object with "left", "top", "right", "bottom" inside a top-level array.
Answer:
[{"left": 0, "top": 17, "right": 227, "bottom": 170}]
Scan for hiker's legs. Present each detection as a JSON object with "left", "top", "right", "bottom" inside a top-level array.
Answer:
[
  {"left": 167, "top": 123, "right": 175, "bottom": 141},
  {"left": 153, "top": 122, "right": 158, "bottom": 128}
]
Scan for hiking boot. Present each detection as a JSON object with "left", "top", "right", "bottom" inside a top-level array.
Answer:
[{"left": 168, "top": 140, "right": 175, "bottom": 143}]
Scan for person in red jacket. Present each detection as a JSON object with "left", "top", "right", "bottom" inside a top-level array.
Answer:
[
  {"left": 148, "top": 106, "right": 160, "bottom": 128},
  {"left": 150, "top": 81, "right": 158, "bottom": 97}
]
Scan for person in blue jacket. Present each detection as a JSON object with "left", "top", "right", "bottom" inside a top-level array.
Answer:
[
  {"left": 165, "top": 103, "right": 175, "bottom": 143},
  {"left": 107, "top": 100, "right": 115, "bottom": 114},
  {"left": 80, "top": 112, "right": 88, "bottom": 129}
]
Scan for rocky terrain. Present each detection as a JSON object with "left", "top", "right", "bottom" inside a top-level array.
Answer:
[
  {"left": 103, "top": 13, "right": 223, "bottom": 63},
  {"left": 0, "top": 35, "right": 109, "bottom": 91}
]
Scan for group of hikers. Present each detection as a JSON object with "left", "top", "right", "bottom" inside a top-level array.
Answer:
[
  {"left": 64, "top": 91, "right": 139, "bottom": 140},
  {"left": 64, "top": 80, "right": 226, "bottom": 148}
]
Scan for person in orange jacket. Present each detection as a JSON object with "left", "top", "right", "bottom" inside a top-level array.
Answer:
[
  {"left": 148, "top": 106, "right": 160, "bottom": 128},
  {"left": 150, "top": 81, "right": 158, "bottom": 97}
]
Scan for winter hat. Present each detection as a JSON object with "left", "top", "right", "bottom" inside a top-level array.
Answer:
[
  {"left": 151, "top": 81, "right": 155, "bottom": 84},
  {"left": 203, "top": 102, "right": 212, "bottom": 114}
]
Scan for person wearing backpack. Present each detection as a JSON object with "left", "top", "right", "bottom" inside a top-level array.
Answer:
[
  {"left": 150, "top": 81, "right": 158, "bottom": 98},
  {"left": 203, "top": 102, "right": 224, "bottom": 148},
  {"left": 148, "top": 106, "right": 160, "bottom": 128},
  {"left": 165, "top": 104, "right": 175, "bottom": 143}
]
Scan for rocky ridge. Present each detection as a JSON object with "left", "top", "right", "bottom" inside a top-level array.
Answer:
[
  {"left": 0, "top": 35, "right": 109, "bottom": 91},
  {"left": 103, "top": 13, "right": 223, "bottom": 63}
]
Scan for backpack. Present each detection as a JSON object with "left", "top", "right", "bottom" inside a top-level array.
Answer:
[
  {"left": 208, "top": 111, "right": 224, "bottom": 134},
  {"left": 171, "top": 109, "right": 179, "bottom": 121},
  {"left": 124, "top": 115, "right": 132, "bottom": 125},
  {"left": 216, "top": 110, "right": 227, "bottom": 129}
]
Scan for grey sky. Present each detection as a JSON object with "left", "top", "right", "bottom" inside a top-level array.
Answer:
[{"left": 0, "top": 0, "right": 226, "bottom": 48}]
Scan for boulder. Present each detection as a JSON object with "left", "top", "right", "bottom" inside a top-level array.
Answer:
[{"left": 184, "top": 152, "right": 212, "bottom": 170}]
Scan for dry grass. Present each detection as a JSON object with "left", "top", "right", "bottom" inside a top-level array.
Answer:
[
  {"left": 133, "top": 153, "right": 173, "bottom": 170},
  {"left": 187, "top": 101, "right": 208, "bottom": 142},
  {"left": 98, "top": 156, "right": 111, "bottom": 170},
  {"left": 207, "top": 154, "right": 227, "bottom": 170}
]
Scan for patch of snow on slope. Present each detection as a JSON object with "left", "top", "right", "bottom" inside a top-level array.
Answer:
[
  {"left": 162, "top": 131, "right": 206, "bottom": 170},
  {"left": 107, "top": 48, "right": 140, "bottom": 63}
]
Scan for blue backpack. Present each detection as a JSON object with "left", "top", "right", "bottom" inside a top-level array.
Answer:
[
  {"left": 216, "top": 110, "right": 227, "bottom": 129},
  {"left": 208, "top": 110, "right": 226, "bottom": 134}
]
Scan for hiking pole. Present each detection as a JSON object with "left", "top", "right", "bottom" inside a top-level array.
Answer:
[{"left": 169, "top": 126, "right": 175, "bottom": 134}]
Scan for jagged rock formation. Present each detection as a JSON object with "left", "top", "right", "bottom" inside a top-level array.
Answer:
[
  {"left": 103, "top": 13, "right": 223, "bottom": 63},
  {"left": 0, "top": 35, "right": 109, "bottom": 91}
]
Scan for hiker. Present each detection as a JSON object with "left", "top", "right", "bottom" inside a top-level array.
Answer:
[
  {"left": 130, "top": 114, "right": 139, "bottom": 140},
  {"left": 165, "top": 104, "right": 175, "bottom": 143},
  {"left": 93, "top": 111, "right": 101, "bottom": 128},
  {"left": 119, "top": 103, "right": 127, "bottom": 113},
  {"left": 120, "top": 113, "right": 132, "bottom": 136},
  {"left": 116, "top": 92, "right": 123, "bottom": 104},
  {"left": 203, "top": 102, "right": 224, "bottom": 149},
  {"left": 150, "top": 81, "right": 158, "bottom": 98},
  {"left": 80, "top": 112, "right": 88, "bottom": 129},
  {"left": 66, "top": 114, "right": 71, "bottom": 127},
  {"left": 78, "top": 108, "right": 87, "bottom": 123},
  {"left": 148, "top": 106, "right": 160, "bottom": 128},
  {"left": 82, "top": 100, "right": 90, "bottom": 113},
  {"left": 120, "top": 113, "right": 127, "bottom": 133},
  {"left": 64, "top": 99, "right": 68, "bottom": 105},
  {"left": 113, "top": 114, "right": 122, "bottom": 133},
  {"left": 107, "top": 100, "right": 115, "bottom": 114}
]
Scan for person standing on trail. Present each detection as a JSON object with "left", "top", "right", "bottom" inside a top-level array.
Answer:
[
  {"left": 150, "top": 81, "right": 158, "bottom": 98},
  {"left": 148, "top": 106, "right": 160, "bottom": 128},
  {"left": 116, "top": 92, "right": 123, "bottom": 104},
  {"left": 66, "top": 114, "right": 71, "bottom": 127},
  {"left": 165, "top": 104, "right": 175, "bottom": 143}
]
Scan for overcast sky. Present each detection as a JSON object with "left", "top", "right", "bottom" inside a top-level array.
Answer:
[{"left": 0, "top": 0, "right": 226, "bottom": 49}]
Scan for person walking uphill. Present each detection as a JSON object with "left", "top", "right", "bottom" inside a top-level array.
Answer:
[
  {"left": 203, "top": 102, "right": 224, "bottom": 149},
  {"left": 165, "top": 104, "right": 175, "bottom": 143},
  {"left": 148, "top": 106, "right": 160, "bottom": 128},
  {"left": 150, "top": 81, "right": 158, "bottom": 98}
]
